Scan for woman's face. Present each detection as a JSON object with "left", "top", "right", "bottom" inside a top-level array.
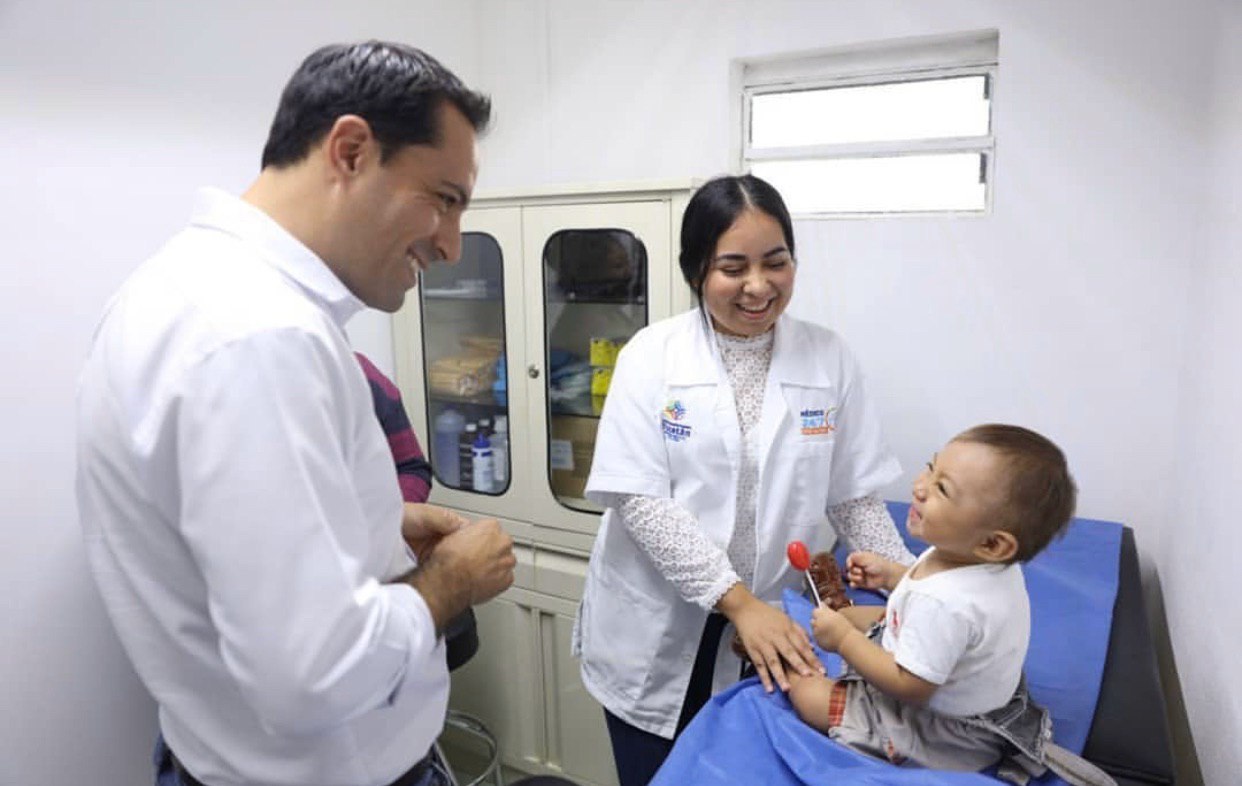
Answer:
[{"left": 701, "top": 208, "right": 796, "bottom": 337}]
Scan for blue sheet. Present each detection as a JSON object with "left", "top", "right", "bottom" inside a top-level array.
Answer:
[{"left": 652, "top": 502, "right": 1122, "bottom": 786}]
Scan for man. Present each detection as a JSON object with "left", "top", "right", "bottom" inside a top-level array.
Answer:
[{"left": 76, "top": 41, "right": 516, "bottom": 786}]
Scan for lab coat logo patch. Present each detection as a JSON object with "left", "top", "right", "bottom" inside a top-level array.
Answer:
[
  {"left": 800, "top": 407, "right": 836, "bottom": 436},
  {"left": 661, "top": 400, "right": 691, "bottom": 442}
]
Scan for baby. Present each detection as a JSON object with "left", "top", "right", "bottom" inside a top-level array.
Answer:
[{"left": 788, "top": 424, "right": 1076, "bottom": 772}]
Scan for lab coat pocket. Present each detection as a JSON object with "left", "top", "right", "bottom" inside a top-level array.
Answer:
[
  {"left": 582, "top": 568, "right": 666, "bottom": 702},
  {"left": 791, "top": 440, "right": 836, "bottom": 529}
]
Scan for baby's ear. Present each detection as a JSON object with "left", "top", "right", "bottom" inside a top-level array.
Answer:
[{"left": 975, "top": 530, "right": 1019, "bottom": 563}]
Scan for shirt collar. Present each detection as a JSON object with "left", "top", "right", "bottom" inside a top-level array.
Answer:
[
  {"left": 673, "top": 310, "right": 817, "bottom": 386},
  {"left": 188, "top": 187, "right": 367, "bottom": 328}
]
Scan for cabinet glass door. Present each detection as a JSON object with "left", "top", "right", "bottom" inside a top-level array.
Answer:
[
  {"left": 542, "top": 229, "right": 648, "bottom": 513},
  {"left": 420, "top": 232, "right": 511, "bottom": 495}
]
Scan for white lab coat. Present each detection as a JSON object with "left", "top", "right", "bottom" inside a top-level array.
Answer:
[{"left": 575, "top": 310, "right": 901, "bottom": 738}]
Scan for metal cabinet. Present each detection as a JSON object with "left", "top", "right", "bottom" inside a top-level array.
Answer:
[{"left": 393, "top": 182, "right": 694, "bottom": 786}]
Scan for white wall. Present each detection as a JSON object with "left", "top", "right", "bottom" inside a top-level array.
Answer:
[
  {"left": 0, "top": 2, "right": 478, "bottom": 782},
  {"left": 1169, "top": 2, "right": 1242, "bottom": 785}
]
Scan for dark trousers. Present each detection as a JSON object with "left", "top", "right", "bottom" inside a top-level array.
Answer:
[
  {"left": 603, "top": 613, "right": 729, "bottom": 786},
  {"left": 153, "top": 734, "right": 445, "bottom": 786}
]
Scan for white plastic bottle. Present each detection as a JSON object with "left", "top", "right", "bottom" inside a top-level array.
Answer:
[
  {"left": 471, "top": 429, "right": 495, "bottom": 493},
  {"left": 491, "top": 415, "right": 509, "bottom": 490},
  {"left": 432, "top": 408, "right": 465, "bottom": 487}
]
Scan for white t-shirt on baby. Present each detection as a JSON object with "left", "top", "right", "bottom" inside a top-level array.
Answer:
[{"left": 880, "top": 548, "right": 1030, "bottom": 717}]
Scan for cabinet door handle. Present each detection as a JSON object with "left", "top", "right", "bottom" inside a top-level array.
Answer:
[{"left": 527, "top": 364, "right": 541, "bottom": 379}]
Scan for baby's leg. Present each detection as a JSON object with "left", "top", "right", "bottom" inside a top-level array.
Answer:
[{"left": 788, "top": 672, "right": 839, "bottom": 734}]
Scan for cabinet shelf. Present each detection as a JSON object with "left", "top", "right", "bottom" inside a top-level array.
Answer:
[
  {"left": 546, "top": 293, "right": 646, "bottom": 306},
  {"left": 422, "top": 291, "right": 502, "bottom": 303},
  {"left": 428, "top": 391, "right": 508, "bottom": 409}
]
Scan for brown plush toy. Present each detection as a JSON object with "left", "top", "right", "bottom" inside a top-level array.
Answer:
[{"left": 808, "top": 551, "right": 853, "bottom": 611}]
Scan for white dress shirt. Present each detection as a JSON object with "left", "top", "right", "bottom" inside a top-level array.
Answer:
[{"left": 76, "top": 188, "right": 447, "bottom": 786}]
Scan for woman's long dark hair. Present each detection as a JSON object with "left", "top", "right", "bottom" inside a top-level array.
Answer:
[{"left": 678, "top": 174, "right": 795, "bottom": 307}]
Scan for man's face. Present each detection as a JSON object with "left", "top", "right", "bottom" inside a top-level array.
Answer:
[{"left": 339, "top": 103, "right": 479, "bottom": 313}]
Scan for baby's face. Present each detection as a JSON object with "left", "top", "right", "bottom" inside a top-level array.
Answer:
[{"left": 907, "top": 440, "right": 1010, "bottom": 561}]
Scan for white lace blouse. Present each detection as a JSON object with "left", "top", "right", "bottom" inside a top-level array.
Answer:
[{"left": 615, "top": 328, "right": 913, "bottom": 611}]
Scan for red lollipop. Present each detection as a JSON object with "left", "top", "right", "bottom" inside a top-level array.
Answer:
[
  {"left": 787, "top": 540, "right": 811, "bottom": 571},
  {"left": 787, "top": 540, "right": 822, "bottom": 606}
]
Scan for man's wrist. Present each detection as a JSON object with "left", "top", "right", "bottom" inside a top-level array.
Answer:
[{"left": 405, "top": 559, "right": 470, "bottom": 634}]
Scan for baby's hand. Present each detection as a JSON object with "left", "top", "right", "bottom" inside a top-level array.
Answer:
[
  {"left": 810, "top": 606, "right": 855, "bottom": 653},
  {"left": 845, "top": 551, "right": 890, "bottom": 590}
]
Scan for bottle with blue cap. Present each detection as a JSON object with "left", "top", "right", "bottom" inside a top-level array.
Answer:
[{"left": 471, "top": 427, "right": 495, "bottom": 493}]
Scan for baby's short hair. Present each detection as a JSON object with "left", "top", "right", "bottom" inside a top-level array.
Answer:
[{"left": 953, "top": 424, "right": 1077, "bottom": 562}]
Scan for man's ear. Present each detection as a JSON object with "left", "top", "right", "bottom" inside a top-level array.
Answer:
[
  {"left": 975, "top": 530, "right": 1019, "bottom": 564},
  {"left": 323, "top": 115, "right": 375, "bottom": 177}
]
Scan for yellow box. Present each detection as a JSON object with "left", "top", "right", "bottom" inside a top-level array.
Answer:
[
  {"left": 589, "top": 337, "right": 624, "bottom": 368},
  {"left": 590, "top": 367, "right": 613, "bottom": 397}
]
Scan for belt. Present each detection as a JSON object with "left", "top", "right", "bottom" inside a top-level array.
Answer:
[{"left": 170, "top": 749, "right": 435, "bottom": 786}]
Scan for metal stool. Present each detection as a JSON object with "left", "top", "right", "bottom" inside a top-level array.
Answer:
[{"left": 432, "top": 608, "right": 503, "bottom": 786}]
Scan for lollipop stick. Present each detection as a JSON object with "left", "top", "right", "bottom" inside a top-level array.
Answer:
[{"left": 806, "top": 572, "right": 823, "bottom": 607}]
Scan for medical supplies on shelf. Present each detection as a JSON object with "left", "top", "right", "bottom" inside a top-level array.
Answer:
[{"left": 428, "top": 334, "right": 503, "bottom": 398}]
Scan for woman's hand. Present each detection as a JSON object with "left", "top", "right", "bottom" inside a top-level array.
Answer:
[
  {"left": 402, "top": 503, "right": 470, "bottom": 563},
  {"left": 717, "top": 584, "right": 824, "bottom": 693}
]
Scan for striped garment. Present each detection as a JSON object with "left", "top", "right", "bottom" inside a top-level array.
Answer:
[{"left": 355, "top": 353, "right": 432, "bottom": 503}]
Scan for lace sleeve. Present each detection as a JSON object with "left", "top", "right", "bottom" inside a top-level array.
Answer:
[
  {"left": 827, "top": 494, "right": 916, "bottom": 565},
  {"left": 615, "top": 494, "right": 741, "bottom": 611}
]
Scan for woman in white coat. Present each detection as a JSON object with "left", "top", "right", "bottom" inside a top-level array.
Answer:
[{"left": 574, "top": 175, "right": 915, "bottom": 786}]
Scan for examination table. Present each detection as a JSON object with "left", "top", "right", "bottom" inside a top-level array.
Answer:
[{"left": 652, "top": 502, "right": 1176, "bottom": 786}]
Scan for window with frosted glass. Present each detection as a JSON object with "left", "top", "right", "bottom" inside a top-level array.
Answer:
[{"left": 739, "top": 32, "right": 997, "bottom": 215}]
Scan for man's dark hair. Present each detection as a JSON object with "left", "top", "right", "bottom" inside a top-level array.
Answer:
[
  {"left": 678, "top": 174, "right": 796, "bottom": 307},
  {"left": 953, "top": 424, "right": 1078, "bottom": 562},
  {"left": 260, "top": 40, "right": 491, "bottom": 169}
]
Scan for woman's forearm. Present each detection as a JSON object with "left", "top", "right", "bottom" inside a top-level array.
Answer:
[{"left": 616, "top": 494, "right": 740, "bottom": 610}]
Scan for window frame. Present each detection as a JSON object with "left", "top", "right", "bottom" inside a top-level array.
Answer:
[{"left": 733, "top": 31, "right": 999, "bottom": 218}]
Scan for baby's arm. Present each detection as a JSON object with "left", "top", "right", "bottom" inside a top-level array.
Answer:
[
  {"left": 810, "top": 606, "right": 937, "bottom": 706},
  {"left": 837, "top": 604, "right": 885, "bottom": 632},
  {"left": 845, "top": 551, "right": 908, "bottom": 593}
]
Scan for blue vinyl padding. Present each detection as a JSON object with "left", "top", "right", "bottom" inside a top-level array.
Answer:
[{"left": 652, "top": 501, "right": 1122, "bottom": 786}]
